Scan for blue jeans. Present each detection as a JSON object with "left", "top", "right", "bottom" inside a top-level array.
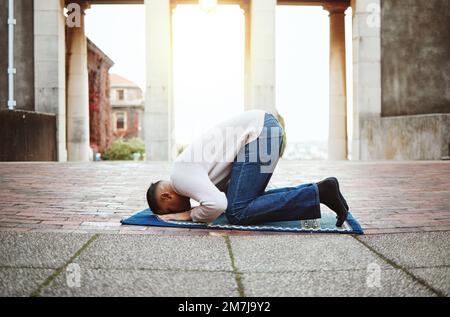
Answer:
[{"left": 225, "top": 113, "right": 321, "bottom": 225}]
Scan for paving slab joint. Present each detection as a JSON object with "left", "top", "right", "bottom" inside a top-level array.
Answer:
[
  {"left": 224, "top": 236, "right": 246, "bottom": 297},
  {"left": 353, "top": 236, "right": 445, "bottom": 297},
  {"left": 30, "top": 234, "right": 100, "bottom": 297}
]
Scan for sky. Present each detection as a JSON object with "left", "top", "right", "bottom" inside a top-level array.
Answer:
[
  {"left": 85, "top": 5, "right": 146, "bottom": 90},
  {"left": 85, "top": 4, "right": 353, "bottom": 145}
]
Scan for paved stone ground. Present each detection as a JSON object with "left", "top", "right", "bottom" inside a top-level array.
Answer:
[
  {"left": 0, "top": 161, "right": 449, "bottom": 296},
  {"left": 0, "top": 231, "right": 448, "bottom": 297}
]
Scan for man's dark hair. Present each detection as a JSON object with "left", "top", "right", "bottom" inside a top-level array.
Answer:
[{"left": 147, "top": 181, "right": 162, "bottom": 214}]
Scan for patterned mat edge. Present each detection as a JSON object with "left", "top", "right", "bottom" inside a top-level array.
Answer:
[
  {"left": 206, "top": 212, "right": 363, "bottom": 235},
  {"left": 121, "top": 209, "right": 364, "bottom": 235}
]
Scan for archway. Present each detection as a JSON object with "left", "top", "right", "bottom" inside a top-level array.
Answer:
[{"left": 36, "top": 0, "right": 380, "bottom": 162}]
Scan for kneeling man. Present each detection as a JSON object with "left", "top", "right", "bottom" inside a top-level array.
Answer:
[{"left": 147, "top": 110, "right": 349, "bottom": 226}]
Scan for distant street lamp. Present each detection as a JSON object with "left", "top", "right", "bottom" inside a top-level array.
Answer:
[{"left": 199, "top": 0, "right": 218, "bottom": 13}]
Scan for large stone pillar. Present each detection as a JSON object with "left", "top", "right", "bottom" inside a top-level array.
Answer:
[
  {"left": 34, "top": 0, "right": 67, "bottom": 162},
  {"left": 325, "top": 3, "right": 349, "bottom": 160},
  {"left": 145, "top": 0, "right": 174, "bottom": 161},
  {"left": 66, "top": 2, "right": 90, "bottom": 162},
  {"left": 245, "top": 0, "right": 276, "bottom": 114},
  {"left": 351, "top": 0, "right": 381, "bottom": 160}
]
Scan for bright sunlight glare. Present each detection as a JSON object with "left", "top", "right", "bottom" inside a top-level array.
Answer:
[
  {"left": 85, "top": 5, "right": 352, "bottom": 157},
  {"left": 276, "top": 6, "right": 330, "bottom": 143},
  {"left": 172, "top": 5, "right": 245, "bottom": 146}
]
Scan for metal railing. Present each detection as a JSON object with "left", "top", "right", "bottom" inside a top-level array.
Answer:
[{"left": 7, "top": 0, "right": 16, "bottom": 110}]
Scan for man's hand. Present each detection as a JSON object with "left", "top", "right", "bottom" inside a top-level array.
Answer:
[{"left": 158, "top": 211, "right": 192, "bottom": 222}]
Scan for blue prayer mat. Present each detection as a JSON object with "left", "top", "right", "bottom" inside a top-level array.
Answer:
[{"left": 121, "top": 208, "right": 364, "bottom": 235}]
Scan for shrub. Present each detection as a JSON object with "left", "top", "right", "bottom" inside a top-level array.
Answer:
[{"left": 103, "top": 138, "right": 145, "bottom": 161}]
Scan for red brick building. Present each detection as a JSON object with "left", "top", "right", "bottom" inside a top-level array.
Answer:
[
  {"left": 87, "top": 38, "right": 114, "bottom": 154},
  {"left": 110, "top": 74, "right": 145, "bottom": 140}
]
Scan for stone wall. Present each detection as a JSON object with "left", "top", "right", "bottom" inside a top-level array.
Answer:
[
  {"left": 360, "top": 0, "right": 450, "bottom": 160},
  {"left": 381, "top": 0, "right": 450, "bottom": 117},
  {"left": 0, "top": 0, "right": 35, "bottom": 111},
  {"left": 361, "top": 114, "right": 450, "bottom": 160}
]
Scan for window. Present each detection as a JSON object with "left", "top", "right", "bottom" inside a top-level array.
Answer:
[
  {"left": 117, "top": 89, "right": 125, "bottom": 101},
  {"left": 115, "top": 112, "right": 126, "bottom": 131}
]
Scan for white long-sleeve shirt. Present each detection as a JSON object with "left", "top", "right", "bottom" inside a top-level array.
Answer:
[{"left": 170, "top": 110, "right": 266, "bottom": 223}]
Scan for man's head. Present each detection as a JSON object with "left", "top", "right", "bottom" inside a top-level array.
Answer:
[{"left": 146, "top": 181, "right": 191, "bottom": 215}]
